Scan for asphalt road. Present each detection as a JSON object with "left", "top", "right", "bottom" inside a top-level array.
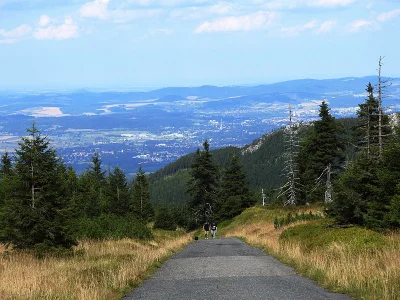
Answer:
[{"left": 123, "top": 238, "right": 351, "bottom": 300}]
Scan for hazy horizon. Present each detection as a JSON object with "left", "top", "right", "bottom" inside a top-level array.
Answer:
[
  {"left": 1, "top": 74, "right": 398, "bottom": 94},
  {"left": 1, "top": 0, "right": 399, "bottom": 90}
]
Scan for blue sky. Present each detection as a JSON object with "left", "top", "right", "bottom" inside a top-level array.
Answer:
[{"left": 0, "top": 0, "right": 399, "bottom": 90}]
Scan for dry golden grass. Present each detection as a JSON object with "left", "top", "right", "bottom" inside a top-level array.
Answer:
[
  {"left": 222, "top": 207, "right": 400, "bottom": 300},
  {"left": 0, "top": 232, "right": 192, "bottom": 300}
]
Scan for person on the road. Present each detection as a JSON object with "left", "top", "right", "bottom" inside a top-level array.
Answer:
[
  {"left": 211, "top": 222, "right": 217, "bottom": 239},
  {"left": 203, "top": 222, "right": 210, "bottom": 239}
]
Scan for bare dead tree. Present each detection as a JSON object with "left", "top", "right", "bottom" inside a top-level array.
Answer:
[
  {"left": 376, "top": 56, "right": 392, "bottom": 160},
  {"left": 277, "top": 105, "right": 302, "bottom": 206},
  {"left": 377, "top": 56, "right": 383, "bottom": 159},
  {"left": 309, "top": 164, "right": 332, "bottom": 203}
]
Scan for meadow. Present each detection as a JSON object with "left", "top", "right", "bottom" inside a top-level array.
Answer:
[
  {"left": 0, "top": 230, "right": 192, "bottom": 300},
  {"left": 222, "top": 206, "right": 400, "bottom": 300}
]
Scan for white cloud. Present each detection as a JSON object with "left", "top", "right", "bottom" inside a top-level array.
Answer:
[
  {"left": 377, "top": 9, "right": 400, "bottom": 22},
  {"left": 0, "top": 24, "right": 31, "bottom": 38},
  {"left": 280, "top": 20, "right": 317, "bottom": 36},
  {"left": 80, "top": 0, "right": 110, "bottom": 19},
  {"left": 307, "top": 0, "right": 356, "bottom": 7},
  {"left": 111, "top": 9, "right": 162, "bottom": 23},
  {"left": 208, "top": 3, "right": 233, "bottom": 15},
  {"left": 194, "top": 11, "right": 276, "bottom": 33},
  {"left": 261, "top": 0, "right": 356, "bottom": 10},
  {"left": 33, "top": 16, "right": 79, "bottom": 40},
  {"left": 123, "top": 0, "right": 152, "bottom": 6},
  {"left": 348, "top": 19, "right": 373, "bottom": 32},
  {"left": 80, "top": 0, "right": 162, "bottom": 23},
  {"left": 0, "top": 24, "right": 31, "bottom": 43},
  {"left": 170, "top": 2, "right": 234, "bottom": 20},
  {"left": 0, "top": 38, "right": 18, "bottom": 44},
  {"left": 280, "top": 19, "right": 336, "bottom": 36},
  {"left": 123, "top": 0, "right": 213, "bottom": 8},
  {"left": 38, "top": 14, "right": 52, "bottom": 27},
  {"left": 315, "top": 20, "right": 336, "bottom": 34}
]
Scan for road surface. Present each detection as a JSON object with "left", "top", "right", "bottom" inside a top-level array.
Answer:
[{"left": 123, "top": 237, "right": 351, "bottom": 300}]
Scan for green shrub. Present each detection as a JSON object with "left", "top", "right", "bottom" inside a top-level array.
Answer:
[
  {"left": 280, "top": 219, "right": 387, "bottom": 253},
  {"left": 274, "top": 211, "right": 323, "bottom": 229},
  {"left": 154, "top": 208, "right": 177, "bottom": 231}
]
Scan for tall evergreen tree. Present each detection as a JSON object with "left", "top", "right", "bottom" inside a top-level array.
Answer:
[
  {"left": 107, "top": 166, "right": 131, "bottom": 216},
  {"left": 353, "top": 83, "right": 390, "bottom": 228},
  {"left": 0, "top": 152, "right": 14, "bottom": 240},
  {"left": 0, "top": 152, "right": 12, "bottom": 176},
  {"left": 131, "top": 165, "right": 154, "bottom": 222},
  {"left": 81, "top": 152, "right": 106, "bottom": 217},
  {"left": 216, "top": 154, "right": 254, "bottom": 220},
  {"left": 298, "top": 101, "right": 344, "bottom": 203},
  {"left": 356, "top": 83, "right": 391, "bottom": 160},
  {"left": 187, "top": 140, "right": 219, "bottom": 224},
  {"left": 0, "top": 152, "right": 13, "bottom": 207},
  {"left": 356, "top": 83, "right": 380, "bottom": 159},
  {"left": 1, "top": 123, "right": 76, "bottom": 250},
  {"left": 384, "top": 123, "right": 400, "bottom": 227}
]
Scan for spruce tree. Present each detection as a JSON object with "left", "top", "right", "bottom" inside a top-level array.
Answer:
[
  {"left": 82, "top": 152, "right": 106, "bottom": 217},
  {"left": 187, "top": 140, "right": 219, "bottom": 224},
  {"left": 0, "top": 152, "right": 13, "bottom": 207},
  {"left": 107, "top": 166, "right": 131, "bottom": 216},
  {"left": 131, "top": 166, "right": 154, "bottom": 222},
  {"left": 0, "top": 152, "right": 14, "bottom": 240},
  {"left": 356, "top": 83, "right": 380, "bottom": 159},
  {"left": 298, "top": 101, "right": 344, "bottom": 203},
  {"left": 1, "top": 123, "right": 77, "bottom": 250},
  {"left": 216, "top": 154, "right": 253, "bottom": 220},
  {"left": 354, "top": 83, "right": 390, "bottom": 228}
]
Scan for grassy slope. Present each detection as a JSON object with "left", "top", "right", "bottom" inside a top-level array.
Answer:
[
  {"left": 220, "top": 206, "right": 400, "bottom": 300},
  {"left": 0, "top": 230, "right": 192, "bottom": 300}
]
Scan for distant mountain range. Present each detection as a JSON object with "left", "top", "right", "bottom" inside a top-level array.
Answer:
[{"left": 0, "top": 76, "right": 399, "bottom": 175}]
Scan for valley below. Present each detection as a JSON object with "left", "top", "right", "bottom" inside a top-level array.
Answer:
[{"left": 1, "top": 76, "right": 399, "bottom": 175}]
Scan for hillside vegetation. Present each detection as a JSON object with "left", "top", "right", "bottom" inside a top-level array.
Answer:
[
  {"left": 149, "top": 117, "right": 357, "bottom": 205},
  {"left": 222, "top": 206, "right": 400, "bottom": 300}
]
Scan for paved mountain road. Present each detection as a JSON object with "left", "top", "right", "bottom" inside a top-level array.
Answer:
[{"left": 123, "top": 238, "right": 351, "bottom": 300}]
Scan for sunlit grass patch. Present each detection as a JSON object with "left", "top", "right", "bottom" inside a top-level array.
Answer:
[
  {"left": 0, "top": 231, "right": 192, "bottom": 300},
  {"left": 222, "top": 205, "right": 400, "bottom": 300}
]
